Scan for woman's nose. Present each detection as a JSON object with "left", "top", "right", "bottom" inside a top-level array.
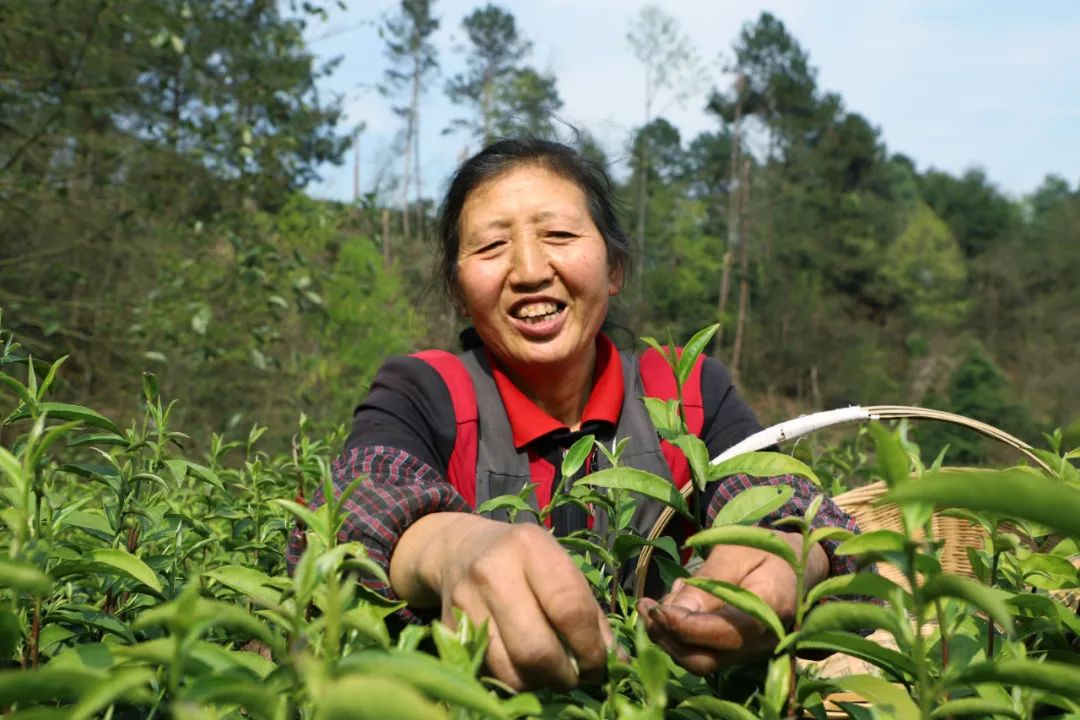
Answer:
[{"left": 508, "top": 236, "right": 553, "bottom": 288}]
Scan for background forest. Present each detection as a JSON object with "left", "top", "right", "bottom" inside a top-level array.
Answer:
[{"left": 2, "top": 0, "right": 1078, "bottom": 465}]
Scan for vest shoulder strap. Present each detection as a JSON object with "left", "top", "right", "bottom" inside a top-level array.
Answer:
[
  {"left": 637, "top": 346, "right": 706, "bottom": 490},
  {"left": 411, "top": 350, "right": 479, "bottom": 507}
]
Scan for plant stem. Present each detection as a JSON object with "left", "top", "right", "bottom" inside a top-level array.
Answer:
[
  {"left": 988, "top": 551, "right": 1001, "bottom": 657},
  {"left": 30, "top": 597, "right": 41, "bottom": 668},
  {"left": 786, "top": 535, "right": 810, "bottom": 720},
  {"left": 933, "top": 596, "right": 949, "bottom": 674}
]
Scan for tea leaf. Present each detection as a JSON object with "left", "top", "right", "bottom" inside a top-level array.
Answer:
[
  {"left": 676, "top": 323, "right": 719, "bottom": 388},
  {"left": 708, "top": 451, "right": 821, "bottom": 486},
  {"left": 475, "top": 494, "right": 538, "bottom": 520},
  {"left": 834, "top": 530, "right": 908, "bottom": 556},
  {"left": 676, "top": 697, "right": 757, "bottom": 720},
  {"left": 316, "top": 674, "right": 449, "bottom": 720},
  {"left": 712, "top": 484, "right": 795, "bottom": 526},
  {"left": 582, "top": 467, "right": 689, "bottom": 517},
  {"left": 683, "top": 578, "right": 786, "bottom": 639},
  {"left": 87, "top": 548, "right": 163, "bottom": 595},
  {"left": 338, "top": 651, "right": 505, "bottom": 718},
  {"left": 672, "top": 434, "right": 710, "bottom": 492},
  {"left": 0, "top": 371, "right": 34, "bottom": 409},
  {"left": 868, "top": 422, "right": 910, "bottom": 487},
  {"left": 794, "top": 602, "right": 903, "bottom": 648},
  {"left": 930, "top": 698, "right": 1022, "bottom": 719},
  {"left": 795, "top": 631, "right": 916, "bottom": 679},
  {"left": 203, "top": 565, "right": 284, "bottom": 609},
  {"left": 918, "top": 574, "right": 1015, "bottom": 638},
  {"left": 67, "top": 668, "right": 155, "bottom": 720},
  {"left": 828, "top": 674, "right": 920, "bottom": 720},
  {"left": 953, "top": 658, "right": 1080, "bottom": 701},
  {"left": 685, "top": 526, "right": 798, "bottom": 568},
  {"left": 559, "top": 536, "right": 616, "bottom": 568},
  {"left": 181, "top": 675, "right": 283, "bottom": 720},
  {"left": 612, "top": 535, "right": 680, "bottom": 564},
  {"left": 884, "top": 468, "right": 1080, "bottom": 540},
  {"left": 0, "top": 666, "right": 104, "bottom": 705},
  {"left": 805, "top": 572, "right": 907, "bottom": 608},
  {"left": 8, "top": 402, "right": 119, "bottom": 434},
  {"left": 561, "top": 434, "right": 595, "bottom": 478},
  {"left": 637, "top": 642, "right": 668, "bottom": 706},
  {"left": 0, "top": 557, "right": 51, "bottom": 595}
]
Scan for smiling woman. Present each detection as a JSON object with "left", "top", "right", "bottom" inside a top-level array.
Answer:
[{"left": 287, "top": 138, "right": 863, "bottom": 691}]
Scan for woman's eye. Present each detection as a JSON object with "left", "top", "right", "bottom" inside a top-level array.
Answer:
[
  {"left": 476, "top": 240, "right": 506, "bottom": 254},
  {"left": 545, "top": 231, "right": 576, "bottom": 239}
]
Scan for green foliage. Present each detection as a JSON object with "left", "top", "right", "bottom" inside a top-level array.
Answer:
[
  {"left": 883, "top": 202, "right": 968, "bottom": 329},
  {"left": 918, "top": 344, "right": 1033, "bottom": 464},
  {"left": 0, "top": 323, "right": 1077, "bottom": 718}
]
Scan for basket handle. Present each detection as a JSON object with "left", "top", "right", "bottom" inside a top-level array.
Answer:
[{"left": 634, "top": 405, "right": 1052, "bottom": 600}]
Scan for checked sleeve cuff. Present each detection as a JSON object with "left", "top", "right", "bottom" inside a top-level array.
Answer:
[{"left": 285, "top": 444, "right": 469, "bottom": 623}]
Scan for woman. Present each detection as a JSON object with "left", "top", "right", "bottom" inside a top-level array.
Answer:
[{"left": 289, "top": 139, "right": 860, "bottom": 691}]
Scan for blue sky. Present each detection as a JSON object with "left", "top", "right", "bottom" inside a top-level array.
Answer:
[{"left": 301, "top": 1, "right": 1080, "bottom": 203}]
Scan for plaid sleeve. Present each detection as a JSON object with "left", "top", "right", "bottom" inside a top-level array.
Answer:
[
  {"left": 705, "top": 473, "right": 861, "bottom": 578},
  {"left": 286, "top": 444, "right": 470, "bottom": 621}
]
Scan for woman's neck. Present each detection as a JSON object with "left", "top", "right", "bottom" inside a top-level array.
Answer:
[{"left": 501, "top": 344, "right": 597, "bottom": 431}]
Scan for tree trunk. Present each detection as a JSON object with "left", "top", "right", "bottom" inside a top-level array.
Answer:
[
  {"left": 482, "top": 70, "right": 493, "bottom": 145},
  {"left": 412, "top": 56, "right": 424, "bottom": 238},
  {"left": 382, "top": 208, "right": 392, "bottom": 271},
  {"left": 716, "top": 73, "right": 745, "bottom": 349},
  {"left": 731, "top": 158, "right": 752, "bottom": 386},
  {"left": 353, "top": 129, "right": 361, "bottom": 202},
  {"left": 401, "top": 108, "right": 413, "bottom": 241}
]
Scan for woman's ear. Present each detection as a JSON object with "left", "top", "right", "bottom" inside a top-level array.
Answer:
[{"left": 608, "top": 263, "right": 625, "bottom": 296}]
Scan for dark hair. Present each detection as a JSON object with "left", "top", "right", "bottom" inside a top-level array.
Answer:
[{"left": 435, "top": 138, "right": 633, "bottom": 306}]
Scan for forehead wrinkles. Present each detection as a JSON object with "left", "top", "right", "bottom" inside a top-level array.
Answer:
[{"left": 458, "top": 167, "right": 590, "bottom": 239}]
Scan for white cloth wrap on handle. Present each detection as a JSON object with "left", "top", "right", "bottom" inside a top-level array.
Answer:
[{"left": 710, "top": 406, "right": 872, "bottom": 465}]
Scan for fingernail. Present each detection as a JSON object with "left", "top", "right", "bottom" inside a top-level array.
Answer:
[{"left": 671, "top": 578, "right": 685, "bottom": 595}]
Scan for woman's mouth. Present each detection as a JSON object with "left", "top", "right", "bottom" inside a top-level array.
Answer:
[
  {"left": 513, "top": 301, "right": 565, "bottom": 324},
  {"left": 509, "top": 301, "right": 567, "bottom": 337}
]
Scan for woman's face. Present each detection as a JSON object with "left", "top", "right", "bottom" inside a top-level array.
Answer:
[{"left": 455, "top": 164, "right": 622, "bottom": 377}]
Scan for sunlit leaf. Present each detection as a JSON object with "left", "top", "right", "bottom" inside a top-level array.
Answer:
[
  {"left": 708, "top": 451, "right": 820, "bottom": 486},
  {"left": 712, "top": 484, "right": 794, "bottom": 526},
  {"left": 8, "top": 402, "right": 119, "bottom": 434},
  {"left": 338, "top": 651, "right": 503, "bottom": 718},
  {"left": 676, "top": 697, "right": 757, "bottom": 720},
  {"left": 828, "top": 674, "right": 920, "bottom": 720},
  {"left": 918, "top": 574, "right": 1014, "bottom": 637},
  {"left": 561, "top": 434, "right": 595, "bottom": 479},
  {"left": 685, "top": 525, "right": 797, "bottom": 567},
  {"left": 683, "top": 578, "right": 786, "bottom": 640},
  {"left": 952, "top": 658, "right": 1080, "bottom": 700},
  {"left": 885, "top": 468, "right": 1080, "bottom": 540},
  {"left": 930, "top": 698, "right": 1022, "bottom": 719},
  {"left": 316, "top": 674, "right": 448, "bottom": 720},
  {"left": 795, "top": 631, "right": 916, "bottom": 679},
  {"left": 581, "top": 467, "right": 689, "bottom": 516},
  {"left": 85, "top": 548, "right": 162, "bottom": 595}
]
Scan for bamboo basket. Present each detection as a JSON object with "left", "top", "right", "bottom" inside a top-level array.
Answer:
[
  {"left": 636, "top": 404, "right": 1054, "bottom": 600},
  {"left": 635, "top": 406, "right": 1062, "bottom": 715}
]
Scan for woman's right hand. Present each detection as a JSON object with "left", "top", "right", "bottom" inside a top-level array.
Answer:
[{"left": 390, "top": 512, "right": 614, "bottom": 690}]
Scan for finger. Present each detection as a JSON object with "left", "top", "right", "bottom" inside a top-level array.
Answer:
[
  {"left": 483, "top": 621, "right": 528, "bottom": 691},
  {"left": 663, "top": 548, "right": 768, "bottom": 612},
  {"left": 654, "top": 601, "right": 766, "bottom": 650},
  {"left": 482, "top": 568, "right": 579, "bottom": 689},
  {"left": 521, "top": 535, "right": 609, "bottom": 678},
  {"left": 646, "top": 624, "right": 727, "bottom": 676}
]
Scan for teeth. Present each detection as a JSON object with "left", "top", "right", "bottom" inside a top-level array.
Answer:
[{"left": 515, "top": 302, "right": 560, "bottom": 319}]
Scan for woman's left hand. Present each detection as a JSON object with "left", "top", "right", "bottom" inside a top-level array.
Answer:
[{"left": 636, "top": 531, "right": 829, "bottom": 675}]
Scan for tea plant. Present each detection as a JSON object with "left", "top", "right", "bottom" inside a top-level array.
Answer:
[{"left": 0, "top": 317, "right": 1078, "bottom": 719}]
